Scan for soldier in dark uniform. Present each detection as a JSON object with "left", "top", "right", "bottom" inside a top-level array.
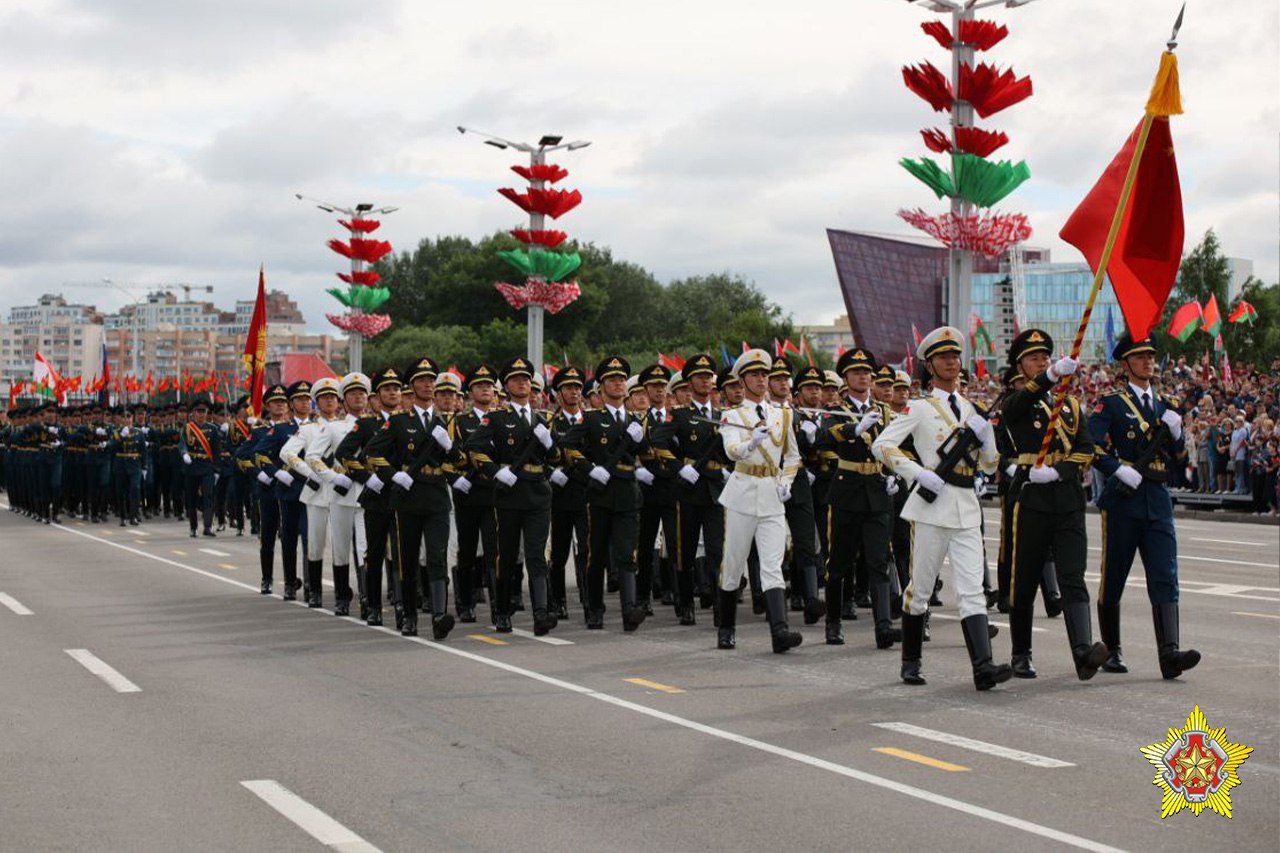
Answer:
[
  {"left": 635, "top": 363, "right": 678, "bottom": 617},
  {"left": 334, "top": 368, "right": 403, "bottom": 625},
  {"left": 224, "top": 396, "right": 254, "bottom": 536},
  {"left": 111, "top": 405, "right": 149, "bottom": 526},
  {"left": 999, "top": 330, "right": 1108, "bottom": 680},
  {"left": 547, "top": 366, "right": 590, "bottom": 620},
  {"left": 34, "top": 404, "right": 65, "bottom": 524},
  {"left": 365, "top": 358, "right": 461, "bottom": 639},
  {"left": 447, "top": 364, "right": 498, "bottom": 623},
  {"left": 560, "top": 356, "right": 650, "bottom": 631},
  {"left": 777, "top": 362, "right": 825, "bottom": 624},
  {"left": 240, "top": 385, "right": 289, "bottom": 595},
  {"left": 1088, "top": 333, "right": 1200, "bottom": 680},
  {"left": 818, "top": 348, "right": 901, "bottom": 649},
  {"left": 667, "top": 354, "right": 728, "bottom": 626},
  {"left": 179, "top": 398, "right": 222, "bottom": 538},
  {"left": 467, "top": 357, "right": 558, "bottom": 635}
]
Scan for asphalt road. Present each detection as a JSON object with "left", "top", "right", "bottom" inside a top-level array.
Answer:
[{"left": 1, "top": 498, "right": 1276, "bottom": 852}]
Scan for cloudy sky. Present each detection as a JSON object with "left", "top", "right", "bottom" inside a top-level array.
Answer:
[{"left": 0, "top": 0, "right": 1275, "bottom": 331}]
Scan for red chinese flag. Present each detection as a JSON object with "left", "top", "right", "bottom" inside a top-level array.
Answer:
[
  {"left": 1059, "top": 117, "right": 1184, "bottom": 341},
  {"left": 243, "top": 267, "right": 269, "bottom": 417}
]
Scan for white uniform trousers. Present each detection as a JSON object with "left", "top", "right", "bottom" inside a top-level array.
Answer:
[
  {"left": 306, "top": 504, "right": 330, "bottom": 561},
  {"left": 329, "top": 503, "right": 365, "bottom": 567},
  {"left": 719, "top": 508, "right": 786, "bottom": 593},
  {"left": 902, "top": 520, "right": 986, "bottom": 618}
]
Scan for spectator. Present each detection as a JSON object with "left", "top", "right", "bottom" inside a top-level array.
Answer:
[{"left": 1231, "top": 414, "right": 1251, "bottom": 495}]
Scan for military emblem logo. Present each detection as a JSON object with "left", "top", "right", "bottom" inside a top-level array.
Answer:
[{"left": 1141, "top": 705, "right": 1252, "bottom": 818}]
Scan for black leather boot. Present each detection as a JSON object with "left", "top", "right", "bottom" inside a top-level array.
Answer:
[
  {"left": 430, "top": 580, "right": 455, "bottom": 640},
  {"left": 1009, "top": 605, "right": 1036, "bottom": 678},
  {"left": 962, "top": 614, "right": 1012, "bottom": 691},
  {"left": 765, "top": 588, "right": 802, "bottom": 654},
  {"left": 1153, "top": 603, "right": 1200, "bottom": 680},
  {"left": 1097, "top": 603, "right": 1127, "bottom": 673},
  {"left": 825, "top": 619, "right": 845, "bottom": 645},
  {"left": 306, "top": 560, "right": 323, "bottom": 608},
  {"left": 802, "top": 562, "right": 824, "bottom": 625},
  {"left": 717, "top": 589, "right": 737, "bottom": 649},
  {"left": 1062, "top": 602, "right": 1108, "bottom": 680},
  {"left": 1041, "top": 561, "right": 1063, "bottom": 618},
  {"left": 531, "top": 576, "right": 557, "bottom": 637},
  {"left": 333, "top": 565, "right": 350, "bottom": 616},
  {"left": 621, "top": 572, "right": 646, "bottom": 632},
  {"left": 900, "top": 612, "right": 926, "bottom": 685},
  {"left": 872, "top": 582, "right": 902, "bottom": 649}
]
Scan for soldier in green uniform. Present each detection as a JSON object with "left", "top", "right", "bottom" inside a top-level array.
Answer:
[
  {"left": 560, "top": 356, "right": 650, "bottom": 631},
  {"left": 467, "top": 357, "right": 558, "bottom": 635},
  {"left": 1000, "top": 330, "right": 1108, "bottom": 680},
  {"left": 818, "top": 348, "right": 901, "bottom": 649}
]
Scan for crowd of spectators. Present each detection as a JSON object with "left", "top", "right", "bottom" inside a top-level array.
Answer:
[{"left": 969, "top": 354, "right": 1280, "bottom": 516}]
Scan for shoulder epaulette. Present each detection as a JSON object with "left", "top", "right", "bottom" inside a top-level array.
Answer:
[{"left": 1100, "top": 387, "right": 1124, "bottom": 397}]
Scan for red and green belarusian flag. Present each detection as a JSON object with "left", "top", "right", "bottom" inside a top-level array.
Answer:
[
  {"left": 1201, "top": 293, "right": 1223, "bottom": 337},
  {"left": 1168, "top": 300, "right": 1203, "bottom": 342},
  {"left": 1228, "top": 299, "right": 1258, "bottom": 326}
]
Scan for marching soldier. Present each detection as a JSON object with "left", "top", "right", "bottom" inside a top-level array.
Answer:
[
  {"left": 365, "top": 358, "right": 462, "bottom": 639},
  {"left": 887, "top": 370, "right": 914, "bottom": 613},
  {"left": 110, "top": 405, "right": 148, "bottom": 526},
  {"left": 873, "top": 327, "right": 1010, "bottom": 690},
  {"left": 241, "top": 384, "right": 293, "bottom": 596},
  {"left": 448, "top": 364, "right": 499, "bottom": 623},
  {"left": 715, "top": 349, "right": 804, "bottom": 653},
  {"left": 1000, "top": 330, "right": 1108, "bottom": 680},
  {"left": 1087, "top": 332, "right": 1199, "bottom": 680},
  {"left": 315, "top": 372, "right": 371, "bottom": 617},
  {"left": 254, "top": 382, "right": 313, "bottom": 597},
  {"left": 334, "top": 368, "right": 404, "bottom": 626},
  {"left": 636, "top": 363, "right": 678, "bottom": 616},
  {"left": 547, "top": 366, "right": 590, "bottom": 620},
  {"left": 282, "top": 378, "right": 343, "bottom": 608},
  {"left": 819, "top": 348, "right": 901, "bottom": 649},
  {"left": 468, "top": 357, "right": 559, "bottom": 635},
  {"left": 773, "top": 359, "right": 824, "bottom": 625},
  {"left": 179, "top": 397, "right": 222, "bottom": 538},
  {"left": 667, "top": 354, "right": 728, "bottom": 625},
  {"left": 225, "top": 396, "right": 254, "bottom": 536},
  {"left": 560, "top": 356, "right": 650, "bottom": 631}
]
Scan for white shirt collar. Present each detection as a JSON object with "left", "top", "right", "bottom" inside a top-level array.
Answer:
[
  {"left": 606, "top": 403, "right": 626, "bottom": 420},
  {"left": 1128, "top": 382, "right": 1153, "bottom": 400},
  {"left": 414, "top": 404, "right": 434, "bottom": 420},
  {"left": 473, "top": 406, "right": 487, "bottom": 419},
  {"left": 930, "top": 386, "right": 960, "bottom": 402}
]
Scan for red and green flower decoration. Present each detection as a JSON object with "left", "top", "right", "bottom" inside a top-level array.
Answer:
[
  {"left": 493, "top": 163, "right": 583, "bottom": 313},
  {"left": 898, "top": 17, "right": 1034, "bottom": 257},
  {"left": 325, "top": 218, "right": 394, "bottom": 337}
]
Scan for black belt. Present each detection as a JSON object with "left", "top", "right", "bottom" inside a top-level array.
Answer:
[{"left": 941, "top": 471, "right": 975, "bottom": 489}]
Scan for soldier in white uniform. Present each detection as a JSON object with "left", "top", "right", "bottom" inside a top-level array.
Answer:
[
  {"left": 716, "top": 348, "right": 804, "bottom": 654},
  {"left": 873, "top": 327, "right": 1013, "bottom": 691},
  {"left": 315, "top": 373, "right": 370, "bottom": 617},
  {"left": 281, "top": 378, "right": 342, "bottom": 609}
]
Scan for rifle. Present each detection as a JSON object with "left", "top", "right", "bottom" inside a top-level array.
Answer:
[
  {"left": 681, "top": 411, "right": 728, "bottom": 477},
  {"left": 914, "top": 411, "right": 989, "bottom": 503},
  {"left": 496, "top": 410, "right": 549, "bottom": 488},
  {"left": 1116, "top": 422, "right": 1170, "bottom": 495},
  {"left": 588, "top": 412, "right": 644, "bottom": 489},
  {"left": 393, "top": 415, "right": 453, "bottom": 493}
]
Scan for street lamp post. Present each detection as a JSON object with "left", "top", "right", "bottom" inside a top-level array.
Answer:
[
  {"left": 458, "top": 127, "right": 591, "bottom": 373},
  {"left": 296, "top": 195, "right": 399, "bottom": 374},
  {"left": 905, "top": 0, "right": 1044, "bottom": 330}
]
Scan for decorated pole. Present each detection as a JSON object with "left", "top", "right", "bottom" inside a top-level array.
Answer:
[
  {"left": 461, "top": 128, "right": 591, "bottom": 374},
  {"left": 297, "top": 195, "right": 399, "bottom": 373},
  {"left": 1033, "top": 8, "right": 1187, "bottom": 466}
]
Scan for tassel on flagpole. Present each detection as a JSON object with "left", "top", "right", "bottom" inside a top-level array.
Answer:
[{"left": 1145, "top": 51, "right": 1183, "bottom": 117}]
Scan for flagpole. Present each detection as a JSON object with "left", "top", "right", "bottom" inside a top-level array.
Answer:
[{"left": 1033, "top": 19, "right": 1183, "bottom": 467}]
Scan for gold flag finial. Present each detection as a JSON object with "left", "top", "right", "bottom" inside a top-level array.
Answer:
[{"left": 1146, "top": 5, "right": 1185, "bottom": 117}]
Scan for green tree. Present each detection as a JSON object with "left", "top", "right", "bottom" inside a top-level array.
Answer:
[
  {"left": 1225, "top": 278, "right": 1280, "bottom": 369},
  {"left": 1158, "top": 229, "right": 1233, "bottom": 362}
]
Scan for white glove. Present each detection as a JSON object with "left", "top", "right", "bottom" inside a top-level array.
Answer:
[
  {"left": 1029, "top": 465, "right": 1060, "bottom": 484},
  {"left": 855, "top": 409, "right": 882, "bottom": 436},
  {"left": 49, "top": 440, "right": 62, "bottom": 448},
  {"left": 139, "top": 427, "right": 149, "bottom": 435},
  {"left": 257, "top": 472, "right": 272, "bottom": 486},
  {"left": 589, "top": 465, "right": 611, "bottom": 485},
  {"left": 533, "top": 422, "right": 553, "bottom": 449},
  {"left": 721, "top": 468, "right": 732, "bottom": 482},
  {"left": 214, "top": 474, "right": 221, "bottom": 485},
  {"left": 915, "top": 469, "right": 945, "bottom": 494},
  {"left": 1115, "top": 465, "right": 1143, "bottom": 490},
  {"left": 95, "top": 427, "right": 106, "bottom": 436},
  {"left": 966, "top": 415, "right": 991, "bottom": 443},
  {"left": 47, "top": 426, "right": 59, "bottom": 435},
  {"left": 332, "top": 474, "right": 353, "bottom": 491},
  {"left": 800, "top": 420, "right": 817, "bottom": 442},
  {"left": 452, "top": 476, "right": 472, "bottom": 494},
  {"left": 550, "top": 469, "right": 569, "bottom": 487},
  {"left": 1005, "top": 463, "right": 1017, "bottom": 478},
  {"left": 246, "top": 417, "right": 258, "bottom": 426},
  {"left": 121, "top": 426, "right": 131, "bottom": 437},
  {"left": 635, "top": 467, "right": 655, "bottom": 486},
  {"left": 806, "top": 470, "right": 817, "bottom": 484},
  {"left": 274, "top": 470, "right": 294, "bottom": 486},
  {"left": 776, "top": 482, "right": 792, "bottom": 503},
  {"left": 97, "top": 442, "right": 107, "bottom": 449},
  {"left": 886, "top": 477, "right": 900, "bottom": 496},
  {"left": 626, "top": 421, "right": 644, "bottom": 443},
  {"left": 1046, "top": 355, "right": 1079, "bottom": 381},
  {"left": 365, "top": 474, "right": 385, "bottom": 493},
  {"left": 495, "top": 466, "right": 518, "bottom": 487},
  {"left": 747, "top": 424, "right": 770, "bottom": 450},
  {"left": 431, "top": 424, "right": 452, "bottom": 452},
  {"left": 391, "top": 471, "right": 414, "bottom": 490},
  {"left": 1160, "top": 409, "right": 1183, "bottom": 440},
  {"left": 219, "top": 422, "right": 230, "bottom": 434},
  {"left": 182, "top": 453, "right": 193, "bottom": 465},
  {"left": 678, "top": 464, "right": 700, "bottom": 485}
]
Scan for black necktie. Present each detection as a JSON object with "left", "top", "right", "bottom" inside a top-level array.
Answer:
[
  {"left": 948, "top": 393, "right": 961, "bottom": 422},
  {"left": 421, "top": 410, "right": 429, "bottom": 430},
  {"left": 1140, "top": 392, "right": 1154, "bottom": 420},
  {"left": 755, "top": 404, "right": 765, "bottom": 422}
]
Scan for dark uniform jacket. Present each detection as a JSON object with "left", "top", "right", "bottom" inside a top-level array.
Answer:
[
  {"left": 333, "top": 413, "right": 393, "bottom": 511},
  {"left": 1000, "top": 369, "right": 1095, "bottom": 513},
  {"left": 1087, "top": 384, "right": 1187, "bottom": 520},
  {"left": 467, "top": 404, "right": 554, "bottom": 511},
  {"left": 819, "top": 396, "right": 893, "bottom": 513},
  {"left": 449, "top": 408, "right": 497, "bottom": 509},
  {"left": 667, "top": 401, "right": 728, "bottom": 507},
  {"left": 549, "top": 409, "right": 591, "bottom": 512},
  {"left": 178, "top": 420, "right": 223, "bottom": 476},
  {"left": 365, "top": 406, "right": 463, "bottom": 515},
  {"left": 560, "top": 406, "right": 648, "bottom": 512}
]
